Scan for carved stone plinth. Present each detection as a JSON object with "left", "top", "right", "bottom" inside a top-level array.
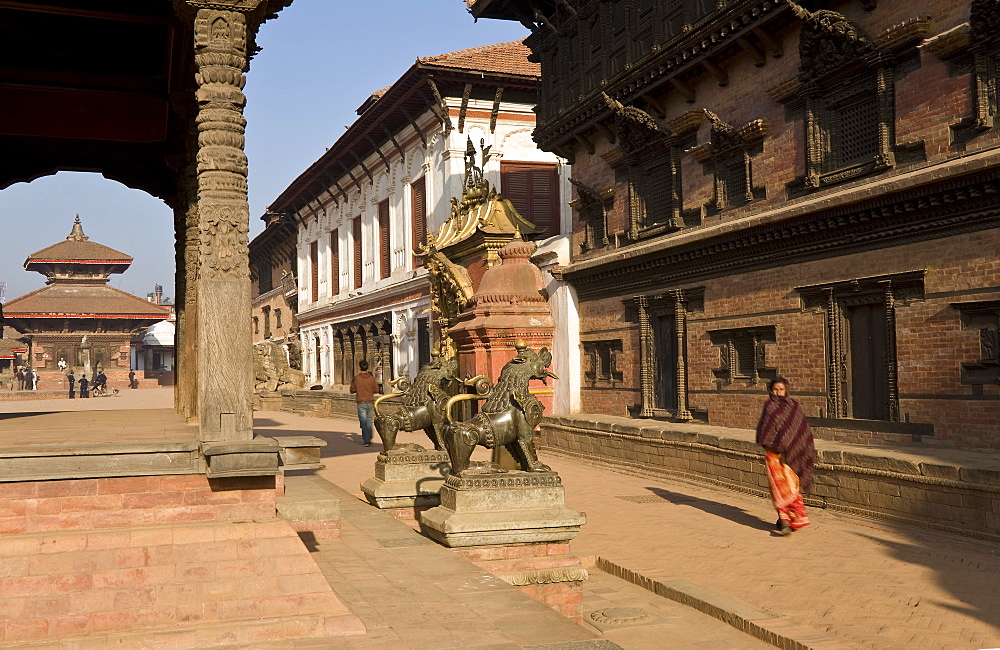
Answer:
[
  {"left": 360, "top": 444, "right": 450, "bottom": 509},
  {"left": 419, "top": 470, "right": 586, "bottom": 547}
]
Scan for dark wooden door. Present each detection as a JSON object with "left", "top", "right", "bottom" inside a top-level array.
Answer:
[
  {"left": 846, "top": 303, "right": 888, "bottom": 420},
  {"left": 653, "top": 314, "right": 677, "bottom": 411}
]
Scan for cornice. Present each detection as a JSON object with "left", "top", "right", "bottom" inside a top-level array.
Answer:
[
  {"left": 564, "top": 150, "right": 1000, "bottom": 298},
  {"left": 297, "top": 273, "right": 431, "bottom": 325}
]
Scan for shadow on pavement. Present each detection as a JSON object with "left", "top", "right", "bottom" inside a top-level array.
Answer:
[
  {"left": 855, "top": 529, "right": 1000, "bottom": 633},
  {"left": 646, "top": 486, "right": 774, "bottom": 532}
]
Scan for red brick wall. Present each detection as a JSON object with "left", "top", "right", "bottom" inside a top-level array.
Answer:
[{"left": 560, "top": 2, "right": 1000, "bottom": 450}]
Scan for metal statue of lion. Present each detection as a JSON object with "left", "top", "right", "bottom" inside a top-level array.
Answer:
[
  {"left": 373, "top": 351, "right": 459, "bottom": 451},
  {"left": 444, "top": 341, "right": 557, "bottom": 475}
]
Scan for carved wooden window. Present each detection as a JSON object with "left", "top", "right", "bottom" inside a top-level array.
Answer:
[
  {"left": 583, "top": 340, "right": 623, "bottom": 385},
  {"left": 585, "top": 10, "right": 603, "bottom": 93},
  {"left": 798, "top": 271, "right": 924, "bottom": 422},
  {"left": 378, "top": 199, "right": 390, "bottom": 280},
  {"left": 608, "top": 2, "right": 629, "bottom": 78},
  {"left": 262, "top": 306, "right": 271, "bottom": 339},
  {"left": 967, "top": 2, "right": 1000, "bottom": 131},
  {"left": 330, "top": 230, "right": 340, "bottom": 294},
  {"left": 779, "top": 6, "right": 896, "bottom": 191},
  {"left": 274, "top": 309, "right": 282, "bottom": 330},
  {"left": 571, "top": 179, "right": 613, "bottom": 252},
  {"left": 411, "top": 177, "right": 426, "bottom": 268},
  {"left": 309, "top": 240, "right": 319, "bottom": 303},
  {"left": 631, "top": 288, "right": 703, "bottom": 420},
  {"left": 258, "top": 258, "right": 273, "bottom": 293},
  {"left": 709, "top": 326, "right": 777, "bottom": 386},
  {"left": 691, "top": 111, "right": 768, "bottom": 212},
  {"left": 352, "top": 216, "right": 362, "bottom": 290},
  {"left": 501, "top": 162, "right": 560, "bottom": 237},
  {"left": 416, "top": 317, "right": 431, "bottom": 368},
  {"left": 952, "top": 301, "right": 1000, "bottom": 385},
  {"left": 252, "top": 317, "right": 259, "bottom": 336}
]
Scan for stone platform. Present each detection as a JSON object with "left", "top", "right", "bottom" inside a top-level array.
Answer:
[{"left": 360, "top": 446, "right": 450, "bottom": 509}]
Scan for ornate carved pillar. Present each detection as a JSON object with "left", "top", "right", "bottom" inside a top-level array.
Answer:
[
  {"left": 880, "top": 280, "right": 900, "bottom": 422},
  {"left": 824, "top": 288, "right": 845, "bottom": 418},
  {"left": 188, "top": 2, "right": 254, "bottom": 441},
  {"left": 671, "top": 290, "right": 692, "bottom": 421},
  {"left": 635, "top": 295, "right": 655, "bottom": 418}
]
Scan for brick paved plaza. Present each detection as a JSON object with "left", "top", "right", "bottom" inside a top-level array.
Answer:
[{"left": 1, "top": 391, "right": 998, "bottom": 648}]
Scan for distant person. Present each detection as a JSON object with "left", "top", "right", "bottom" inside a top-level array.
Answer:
[
  {"left": 57, "top": 358, "right": 67, "bottom": 372},
  {"left": 67, "top": 370, "right": 76, "bottom": 399},
  {"left": 128, "top": 369, "right": 137, "bottom": 389},
  {"left": 756, "top": 377, "right": 815, "bottom": 536},
  {"left": 25, "top": 367, "right": 35, "bottom": 391},
  {"left": 79, "top": 376, "right": 89, "bottom": 398},
  {"left": 349, "top": 360, "right": 379, "bottom": 447},
  {"left": 16, "top": 367, "right": 24, "bottom": 390}
]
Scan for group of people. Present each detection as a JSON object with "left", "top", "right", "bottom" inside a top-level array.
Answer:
[
  {"left": 14, "top": 366, "right": 36, "bottom": 390},
  {"left": 66, "top": 369, "right": 107, "bottom": 398}
]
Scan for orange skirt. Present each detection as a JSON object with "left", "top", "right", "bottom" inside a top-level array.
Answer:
[{"left": 765, "top": 450, "right": 809, "bottom": 530}]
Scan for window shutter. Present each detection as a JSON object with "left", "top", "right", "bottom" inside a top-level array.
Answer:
[
  {"left": 501, "top": 162, "right": 559, "bottom": 238},
  {"left": 411, "top": 177, "right": 426, "bottom": 268},
  {"left": 310, "top": 241, "right": 319, "bottom": 302},
  {"left": 329, "top": 229, "right": 339, "bottom": 296},
  {"left": 353, "top": 216, "right": 363, "bottom": 289},
  {"left": 379, "top": 199, "right": 390, "bottom": 280}
]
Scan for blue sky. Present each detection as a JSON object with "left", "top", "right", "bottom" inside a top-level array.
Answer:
[{"left": 0, "top": 1, "right": 528, "bottom": 302}]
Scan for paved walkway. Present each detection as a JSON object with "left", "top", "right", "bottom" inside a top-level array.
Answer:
[{"left": 255, "top": 410, "right": 1000, "bottom": 650}]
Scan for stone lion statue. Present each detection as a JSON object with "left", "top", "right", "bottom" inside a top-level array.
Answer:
[
  {"left": 374, "top": 350, "right": 460, "bottom": 452},
  {"left": 443, "top": 341, "right": 557, "bottom": 475}
]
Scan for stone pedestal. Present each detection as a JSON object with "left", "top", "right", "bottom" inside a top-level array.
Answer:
[
  {"left": 419, "top": 470, "right": 586, "bottom": 547},
  {"left": 360, "top": 444, "right": 450, "bottom": 509},
  {"left": 420, "top": 469, "right": 588, "bottom": 620}
]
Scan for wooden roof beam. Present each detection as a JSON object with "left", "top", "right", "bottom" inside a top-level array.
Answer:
[
  {"left": 753, "top": 27, "right": 784, "bottom": 58},
  {"left": 737, "top": 37, "right": 766, "bottom": 67},
  {"left": 365, "top": 135, "right": 391, "bottom": 172},
  {"left": 670, "top": 78, "right": 696, "bottom": 103},
  {"left": 400, "top": 106, "right": 427, "bottom": 147},
  {"left": 703, "top": 59, "right": 728, "bottom": 86},
  {"left": 458, "top": 83, "right": 472, "bottom": 133}
]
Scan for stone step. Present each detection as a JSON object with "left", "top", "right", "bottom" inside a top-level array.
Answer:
[{"left": 0, "top": 475, "right": 365, "bottom": 646}]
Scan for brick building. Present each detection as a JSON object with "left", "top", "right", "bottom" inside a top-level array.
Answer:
[
  {"left": 470, "top": 0, "right": 1000, "bottom": 451},
  {"left": 264, "top": 40, "right": 571, "bottom": 390}
]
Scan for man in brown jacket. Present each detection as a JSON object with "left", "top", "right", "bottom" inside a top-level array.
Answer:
[{"left": 349, "top": 360, "right": 379, "bottom": 447}]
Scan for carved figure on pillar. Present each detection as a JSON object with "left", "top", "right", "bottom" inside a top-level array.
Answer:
[{"left": 443, "top": 340, "right": 557, "bottom": 475}]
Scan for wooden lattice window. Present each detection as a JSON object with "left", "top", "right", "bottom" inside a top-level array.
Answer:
[
  {"left": 953, "top": 301, "right": 1000, "bottom": 385},
  {"left": 309, "top": 240, "right": 319, "bottom": 303},
  {"left": 353, "top": 216, "right": 362, "bottom": 290},
  {"left": 583, "top": 340, "right": 623, "bottom": 385},
  {"left": 411, "top": 177, "right": 426, "bottom": 268},
  {"left": 329, "top": 229, "right": 339, "bottom": 296},
  {"left": 378, "top": 199, "right": 390, "bottom": 280},
  {"left": 709, "top": 326, "right": 777, "bottom": 386}
]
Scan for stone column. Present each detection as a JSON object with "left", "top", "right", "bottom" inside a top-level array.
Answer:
[{"left": 189, "top": 3, "right": 254, "bottom": 441}]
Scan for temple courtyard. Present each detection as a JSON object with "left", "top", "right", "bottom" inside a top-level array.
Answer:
[{"left": 0, "top": 390, "right": 994, "bottom": 648}]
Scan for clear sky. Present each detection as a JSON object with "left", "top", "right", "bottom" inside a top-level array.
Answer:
[{"left": 0, "top": 0, "right": 528, "bottom": 303}]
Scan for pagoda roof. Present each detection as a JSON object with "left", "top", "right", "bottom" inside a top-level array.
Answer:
[
  {"left": 0, "top": 338, "right": 29, "bottom": 360},
  {"left": 25, "top": 216, "right": 132, "bottom": 267},
  {"left": 3, "top": 284, "right": 171, "bottom": 320}
]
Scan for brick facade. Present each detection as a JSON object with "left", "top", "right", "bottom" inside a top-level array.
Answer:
[{"left": 481, "top": 0, "right": 1000, "bottom": 451}]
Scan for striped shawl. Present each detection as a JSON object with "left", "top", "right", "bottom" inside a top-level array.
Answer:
[{"left": 756, "top": 395, "right": 815, "bottom": 493}]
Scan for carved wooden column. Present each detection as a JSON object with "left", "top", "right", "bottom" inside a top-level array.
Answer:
[
  {"left": 824, "top": 288, "right": 845, "bottom": 418},
  {"left": 671, "top": 290, "right": 692, "bottom": 421},
  {"left": 189, "top": 2, "right": 254, "bottom": 441},
  {"left": 635, "top": 295, "right": 655, "bottom": 418},
  {"left": 880, "top": 280, "right": 901, "bottom": 422}
]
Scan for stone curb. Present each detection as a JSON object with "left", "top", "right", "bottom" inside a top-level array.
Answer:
[{"left": 592, "top": 557, "right": 861, "bottom": 650}]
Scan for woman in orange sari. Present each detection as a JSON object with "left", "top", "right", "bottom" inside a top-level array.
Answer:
[{"left": 756, "top": 378, "right": 815, "bottom": 535}]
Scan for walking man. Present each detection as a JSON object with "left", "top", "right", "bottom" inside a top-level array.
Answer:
[
  {"left": 67, "top": 370, "right": 75, "bottom": 399},
  {"left": 349, "top": 360, "right": 379, "bottom": 447}
]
